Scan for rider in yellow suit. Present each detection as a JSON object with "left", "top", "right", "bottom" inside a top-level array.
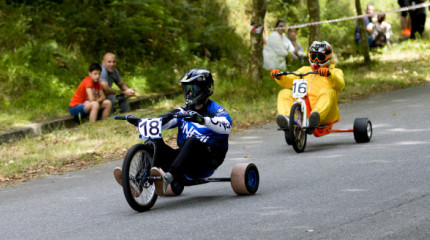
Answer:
[{"left": 270, "top": 41, "right": 345, "bottom": 132}]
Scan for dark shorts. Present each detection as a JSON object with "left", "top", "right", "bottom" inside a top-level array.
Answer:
[{"left": 69, "top": 104, "right": 88, "bottom": 118}]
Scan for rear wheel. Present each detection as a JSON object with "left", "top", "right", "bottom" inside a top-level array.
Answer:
[
  {"left": 353, "top": 118, "right": 372, "bottom": 143},
  {"left": 122, "top": 144, "right": 158, "bottom": 212},
  {"left": 289, "top": 103, "right": 307, "bottom": 153},
  {"left": 231, "top": 163, "right": 259, "bottom": 195}
]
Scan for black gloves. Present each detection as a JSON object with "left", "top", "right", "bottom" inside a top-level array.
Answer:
[
  {"left": 184, "top": 111, "right": 205, "bottom": 124},
  {"left": 160, "top": 109, "right": 180, "bottom": 125}
]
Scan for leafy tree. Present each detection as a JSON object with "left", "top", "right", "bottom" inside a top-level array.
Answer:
[
  {"left": 248, "top": 0, "right": 267, "bottom": 82},
  {"left": 306, "top": 0, "right": 321, "bottom": 45},
  {"left": 355, "top": 0, "right": 371, "bottom": 63}
]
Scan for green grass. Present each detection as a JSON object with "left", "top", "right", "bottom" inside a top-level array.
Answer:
[{"left": 1, "top": 40, "right": 429, "bottom": 183}]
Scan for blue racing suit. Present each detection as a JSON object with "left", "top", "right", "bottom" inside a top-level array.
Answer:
[{"left": 159, "top": 99, "right": 232, "bottom": 178}]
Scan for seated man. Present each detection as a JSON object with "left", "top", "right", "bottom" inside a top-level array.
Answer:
[
  {"left": 100, "top": 53, "right": 136, "bottom": 113},
  {"left": 114, "top": 68, "right": 232, "bottom": 196},
  {"left": 355, "top": 3, "right": 376, "bottom": 48},
  {"left": 270, "top": 41, "right": 345, "bottom": 133}
]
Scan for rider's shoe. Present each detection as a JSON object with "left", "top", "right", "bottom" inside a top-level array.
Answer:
[
  {"left": 276, "top": 114, "right": 289, "bottom": 129},
  {"left": 150, "top": 167, "right": 173, "bottom": 197},
  {"left": 114, "top": 167, "right": 123, "bottom": 186},
  {"left": 113, "top": 167, "right": 141, "bottom": 198},
  {"left": 307, "top": 111, "right": 320, "bottom": 134}
]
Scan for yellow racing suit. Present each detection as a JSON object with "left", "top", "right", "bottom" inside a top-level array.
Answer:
[{"left": 275, "top": 62, "right": 345, "bottom": 125}]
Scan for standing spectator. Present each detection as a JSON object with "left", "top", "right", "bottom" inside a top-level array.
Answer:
[
  {"left": 284, "top": 28, "right": 305, "bottom": 64},
  {"left": 263, "top": 20, "right": 294, "bottom": 70},
  {"left": 69, "top": 63, "right": 112, "bottom": 122},
  {"left": 409, "top": 0, "right": 427, "bottom": 39},
  {"left": 398, "top": 0, "right": 412, "bottom": 36},
  {"left": 100, "top": 53, "right": 136, "bottom": 113},
  {"left": 355, "top": 3, "right": 376, "bottom": 47}
]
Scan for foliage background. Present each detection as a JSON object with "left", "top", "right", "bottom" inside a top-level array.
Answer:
[
  {"left": 0, "top": 0, "right": 248, "bottom": 121},
  {"left": 0, "top": 0, "right": 428, "bottom": 128}
]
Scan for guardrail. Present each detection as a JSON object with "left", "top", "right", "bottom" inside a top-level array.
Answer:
[{"left": 0, "top": 91, "right": 180, "bottom": 145}]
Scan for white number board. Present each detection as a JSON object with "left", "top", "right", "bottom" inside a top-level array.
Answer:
[
  {"left": 138, "top": 118, "right": 162, "bottom": 139},
  {"left": 292, "top": 79, "right": 308, "bottom": 98}
]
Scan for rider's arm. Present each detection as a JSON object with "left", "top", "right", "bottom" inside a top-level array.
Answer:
[
  {"left": 275, "top": 66, "right": 308, "bottom": 88},
  {"left": 327, "top": 68, "right": 345, "bottom": 93},
  {"left": 161, "top": 108, "right": 182, "bottom": 130},
  {"left": 162, "top": 118, "right": 178, "bottom": 130},
  {"left": 204, "top": 116, "right": 232, "bottom": 134}
]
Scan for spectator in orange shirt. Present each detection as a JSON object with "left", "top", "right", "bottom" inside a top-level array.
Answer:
[{"left": 69, "top": 63, "right": 112, "bottom": 122}]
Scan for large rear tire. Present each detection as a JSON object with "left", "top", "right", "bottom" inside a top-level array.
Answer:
[
  {"left": 122, "top": 144, "right": 158, "bottom": 212},
  {"left": 353, "top": 118, "right": 372, "bottom": 143},
  {"left": 289, "top": 103, "right": 307, "bottom": 153},
  {"left": 231, "top": 163, "right": 259, "bottom": 195}
]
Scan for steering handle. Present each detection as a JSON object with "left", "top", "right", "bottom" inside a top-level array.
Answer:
[
  {"left": 275, "top": 71, "right": 318, "bottom": 78},
  {"left": 114, "top": 115, "right": 140, "bottom": 121},
  {"left": 115, "top": 112, "right": 193, "bottom": 124},
  {"left": 173, "top": 113, "right": 192, "bottom": 118}
]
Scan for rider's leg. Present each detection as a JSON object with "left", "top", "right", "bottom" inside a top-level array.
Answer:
[
  {"left": 277, "top": 89, "right": 294, "bottom": 116},
  {"left": 169, "top": 137, "right": 224, "bottom": 178},
  {"left": 313, "top": 88, "right": 340, "bottom": 125},
  {"left": 152, "top": 137, "right": 224, "bottom": 196}
]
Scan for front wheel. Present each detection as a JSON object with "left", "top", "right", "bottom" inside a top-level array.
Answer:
[
  {"left": 122, "top": 144, "right": 158, "bottom": 212},
  {"left": 289, "top": 103, "right": 307, "bottom": 153},
  {"left": 231, "top": 163, "right": 259, "bottom": 195},
  {"left": 353, "top": 118, "right": 372, "bottom": 143},
  {"left": 284, "top": 130, "right": 292, "bottom": 145}
]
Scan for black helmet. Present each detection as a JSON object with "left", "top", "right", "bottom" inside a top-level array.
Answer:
[{"left": 179, "top": 68, "right": 214, "bottom": 108}]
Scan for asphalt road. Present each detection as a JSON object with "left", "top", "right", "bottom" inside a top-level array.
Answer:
[{"left": 1, "top": 83, "right": 430, "bottom": 240}]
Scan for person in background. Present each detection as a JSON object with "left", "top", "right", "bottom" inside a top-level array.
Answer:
[
  {"left": 408, "top": 0, "right": 427, "bottom": 39},
  {"left": 69, "top": 63, "right": 112, "bottom": 122},
  {"left": 398, "top": 0, "right": 412, "bottom": 36},
  {"left": 263, "top": 20, "right": 295, "bottom": 70},
  {"left": 370, "top": 13, "right": 393, "bottom": 48},
  {"left": 355, "top": 3, "right": 376, "bottom": 48},
  {"left": 284, "top": 28, "right": 305, "bottom": 64},
  {"left": 100, "top": 53, "right": 136, "bottom": 113}
]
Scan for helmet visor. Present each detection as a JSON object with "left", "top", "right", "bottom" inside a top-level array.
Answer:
[
  {"left": 309, "top": 53, "right": 328, "bottom": 63},
  {"left": 183, "top": 84, "right": 201, "bottom": 98}
]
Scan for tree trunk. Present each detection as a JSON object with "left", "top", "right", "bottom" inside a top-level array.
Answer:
[
  {"left": 355, "top": 0, "right": 371, "bottom": 63},
  {"left": 307, "top": 0, "right": 321, "bottom": 47},
  {"left": 248, "top": 0, "right": 266, "bottom": 83}
]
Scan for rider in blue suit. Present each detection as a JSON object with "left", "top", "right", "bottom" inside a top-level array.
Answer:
[{"left": 151, "top": 68, "right": 232, "bottom": 196}]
